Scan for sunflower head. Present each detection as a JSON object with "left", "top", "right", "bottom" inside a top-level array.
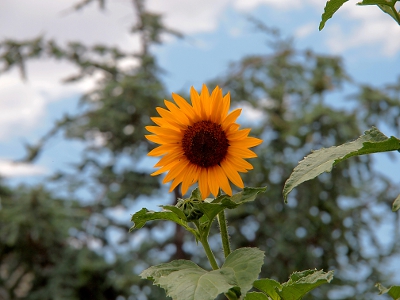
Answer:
[{"left": 145, "top": 85, "right": 262, "bottom": 199}]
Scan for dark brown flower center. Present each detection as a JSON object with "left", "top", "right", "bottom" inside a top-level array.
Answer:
[{"left": 182, "top": 120, "right": 229, "bottom": 168}]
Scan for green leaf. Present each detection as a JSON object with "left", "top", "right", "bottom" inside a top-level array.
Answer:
[
  {"left": 357, "top": 0, "right": 400, "bottom": 24},
  {"left": 160, "top": 205, "right": 188, "bottom": 220},
  {"left": 198, "top": 187, "right": 267, "bottom": 224},
  {"left": 357, "top": 0, "right": 396, "bottom": 4},
  {"left": 222, "top": 248, "right": 265, "bottom": 296},
  {"left": 319, "top": 0, "right": 349, "bottom": 30},
  {"left": 130, "top": 208, "right": 196, "bottom": 235},
  {"left": 377, "top": 4, "right": 400, "bottom": 25},
  {"left": 244, "top": 292, "right": 270, "bottom": 300},
  {"left": 376, "top": 283, "right": 400, "bottom": 299},
  {"left": 140, "top": 260, "right": 237, "bottom": 300},
  {"left": 283, "top": 127, "right": 400, "bottom": 202},
  {"left": 253, "top": 278, "right": 281, "bottom": 300},
  {"left": 253, "top": 269, "right": 334, "bottom": 300},
  {"left": 140, "top": 248, "right": 264, "bottom": 300},
  {"left": 229, "top": 186, "right": 268, "bottom": 205},
  {"left": 392, "top": 194, "right": 400, "bottom": 212}
]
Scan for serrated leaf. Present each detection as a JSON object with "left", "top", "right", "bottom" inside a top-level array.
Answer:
[
  {"left": 278, "top": 269, "right": 334, "bottom": 300},
  {"left": 229, "top": 186, "right": 268, "bottom": 205},
  {"left": 160, "top": 205, "right": 187, "bottom": 220},
  {"left": 222, "top": 248, "right": 265, "bottom": 296},
  {"left": 140, "top": 248, "right": 264, "bottom": 300},
  {"left": 253, "top": 278, "right": 281, "bottom": 300},
  {"left": 376, "top": 283, "right": 400, "bottom": 299},
  {"left": 283, "top": 127, "right": 400, "bottom": 202},
  {"left": 377, "top": 4, "right": 400, "bottom": 24},
  {"left": 319, "top": 0, "right": 349, "bottom": 30},
  {"left": 244, "top": 292, "right": 270, "bottom": 300},
  {"left": 357, "top": 0, "right": 395, "bottom": 4},
  {"left": 198, "top": 187, "right": 267, "bottom": 223},
  {"left": 357, "top": 0, "right": 400, "bottom": 24},
  {"left": 141, "top": 260, "right": 237, "bottom": 300},
  {"left": 129, "top": 208, "right": 195, "bottom": 235},
  {"left": 253, "top": 270, "right": 333, "bottom": 300},
  {"left": 392, "top": 194, "right": 400, "bottom": 212}
]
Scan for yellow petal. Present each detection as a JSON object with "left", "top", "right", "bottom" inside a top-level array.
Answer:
[
  {"left": 154, "top": 151, "right": 184, "bottom": 167},
  {"left": 200, "top": 84, "right": 211, "bottom": 119},
  {"left": 215, "top": 165, "right": 232, "bottom": 196},
  {"left": 164, "top": 100, "right": 190, "bottom": 126},
  {"left": 163, "top": 159, "right": 190, "bottom": 183},
  {"left": 227, "top": 128, "right": 251, "bottom": 140},
  {"left": 208, "top": 167, "right": 219, "bottom": 197},
  {"left": 172, "top": 93, "right": 196, "bottom": 120},
  {"left": 220, "top": 160, "right": 244, "bottom": 189},
  {"left": 222, "top": 109, "right": 242, "bottom": 130},
  {"left": 148, "top": 144, "right": 180, "bottom": 156},
  {"left": 199, "top": 168, "right": 210, "bottom": 199},
  {"left": 229, "top": 146, "right": 257, "bottom": 158}
]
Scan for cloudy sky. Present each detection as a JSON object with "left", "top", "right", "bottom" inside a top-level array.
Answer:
[{"left": 0, "top": 0, "right": 400, "bottom": 179}]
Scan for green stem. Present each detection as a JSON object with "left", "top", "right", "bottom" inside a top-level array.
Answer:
[
  {"left": 217, "top": 210, "right": 231, "bottom": 258},
  {"left": 200, "top": 237, "right": 219, "bottom": 270}
]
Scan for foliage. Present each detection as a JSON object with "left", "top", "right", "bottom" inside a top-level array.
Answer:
[
  {"left": 283, "top": 126, "right": 400, "bottom": 210},
  {"left": 319, "top": 0, "right": 400, "bottom": 30}
]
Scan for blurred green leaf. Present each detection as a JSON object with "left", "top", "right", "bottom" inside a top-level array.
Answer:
[
  {"left": 393, "top": 194, "right": 400, "bottom": 212},
  {"left": 376, "top": 283, "right": 400, "bottom": 299}
]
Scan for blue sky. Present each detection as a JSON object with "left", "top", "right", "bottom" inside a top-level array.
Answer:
[{"left": 0, "top": 0, "right": 399, "bottom": 182}]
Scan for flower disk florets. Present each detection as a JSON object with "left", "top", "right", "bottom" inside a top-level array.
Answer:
[{"left": 182, "top": 120, "right": 229, "bottom": 168}]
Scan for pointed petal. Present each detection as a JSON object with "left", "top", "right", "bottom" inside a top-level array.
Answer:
[
  {"left": 220, "top": 160, "right": 244, "bottom": 189},
  {"left": 222, "top": 109, "right": 242, "bottom": 130},
  {"left": 215, "top": 165, "right": 232, "bottom": 196},
  {"left": 199, "top": 168, "right": 210, "bottom": 199},
  {"left": 226, "top": 128, "right": 251, "bottom": 140},
  {"left": 208, "top": 166, "right": 219, "bottom": 197}
]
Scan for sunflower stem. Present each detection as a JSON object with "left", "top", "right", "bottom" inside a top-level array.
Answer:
[
  {"left": 218, "top": 210, "right": 231, "bottom": 258},
  {"left": 200, "top": 236, "right": 219, "bottom": 270}
]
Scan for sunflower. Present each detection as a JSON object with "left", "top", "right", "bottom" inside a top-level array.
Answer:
[{"left": 145, "top": 85, "right": 262, "bottom": 199}]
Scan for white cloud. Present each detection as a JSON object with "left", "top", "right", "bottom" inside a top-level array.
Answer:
[
  {"left": 234, "top": 0, "right": 303, "bottom": 11},
  {"left": 147, "top": 0, "right": 230, "bottom": 34},
  {"left": 325, "top": 4, "right": 400, "bottom": 56},
  {"left": 0, "top": 60, "right": 101, "bottom": 141},
  {"left": 295, "top": 22, "right": 316, "bottom": 38},
  {"left": 0, "top": 160, "right": 47, "bottom": 177}
]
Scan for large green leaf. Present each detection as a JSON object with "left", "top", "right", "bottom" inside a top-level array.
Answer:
[
  {"left": 253, "top": 269, "right": 334, "bottom": 300},
  {"left": 283, "top": 127, "right": 400, "bottom": 202},
  {"left": 222, "top": 248, "right": 265, "bottom": 297},
  {"left": 141, "top": 260, "right": 237, "bottom": 300},
  {"left": 376, "top": 283, "right": 400, "bottom": 299},
  {"left": 140, "top": 248, "right": 264, "bottom": 300},
  {"left": 319, "top": 0, "right": 349, "bottom": 30}
]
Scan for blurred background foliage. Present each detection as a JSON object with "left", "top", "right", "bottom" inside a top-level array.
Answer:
[{"left": 0, "top": 0, "right": 399, "bottom": 299}]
